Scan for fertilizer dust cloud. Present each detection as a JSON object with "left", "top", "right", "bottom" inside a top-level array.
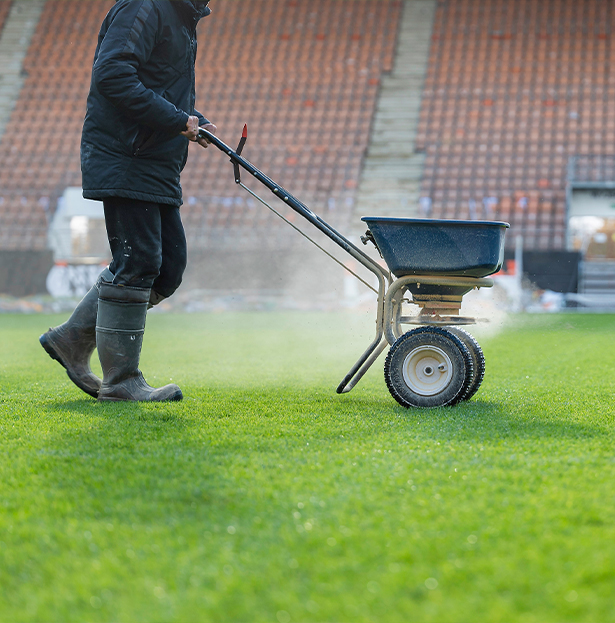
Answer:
[
  {"left": 178, "top": 191, "right": 381, "bottom": 313},
  {"left": 18, "top": 178, "right": 513, "bottom": 344},
  {"left": 461, "top": 286, "right": 510, "bottom": 341},
  {"left": 177, "top": 201, "right": 513, "bottom": 347}
]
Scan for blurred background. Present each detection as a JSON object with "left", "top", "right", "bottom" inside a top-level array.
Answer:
[{"left": 1, "top": 0, "right": 613, "bottom": 313}]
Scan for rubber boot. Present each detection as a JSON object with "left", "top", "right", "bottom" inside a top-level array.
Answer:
[
  {"left": 39, "top": 267, "right": 114, "bottom": 398},
  {"left": 96, "top": 282, "right": 182, "bottom": 402}
]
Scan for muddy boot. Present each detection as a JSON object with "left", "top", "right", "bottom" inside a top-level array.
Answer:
[
  {"left": 96, "top": 283, "right": 182, "bottom": 402},
  {"left": 40, "top": 267, "right": 114, "bottom": 398}
]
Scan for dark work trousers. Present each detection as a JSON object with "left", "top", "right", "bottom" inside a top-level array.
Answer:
[{"left": 102, "top": 197, "right": 187, "bottom": 299}]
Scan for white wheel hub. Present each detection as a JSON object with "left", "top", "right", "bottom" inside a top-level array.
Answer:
[{"left": 402, "top": 345, "right": 453, "bottom": 396}]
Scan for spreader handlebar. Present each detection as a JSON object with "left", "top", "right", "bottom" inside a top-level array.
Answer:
[{"left": 198, "top": 127, "right": 390, "bottom": 283}]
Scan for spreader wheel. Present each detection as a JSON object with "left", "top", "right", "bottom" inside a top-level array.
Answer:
[
  {"left": 446, "top": 327, "right": 485, "bottom": 401},
  {"left": 384, "top": 327, "right": 473, "bottom": 408}
]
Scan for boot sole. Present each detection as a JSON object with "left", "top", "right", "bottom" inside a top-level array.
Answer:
[
  {"left": 39, "top": 333, "right": 100, "bottom": 399},
  {"left": 98, "top": 388, "right": 183, "bottom": 403}
]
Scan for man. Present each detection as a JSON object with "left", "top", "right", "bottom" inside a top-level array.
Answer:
[{"left": 40, "top": 0, "right": 216, "bottom": 402}]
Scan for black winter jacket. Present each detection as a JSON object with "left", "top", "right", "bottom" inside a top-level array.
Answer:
[{"left": 81, "top": 0, "right": 211, "bottom": 206}]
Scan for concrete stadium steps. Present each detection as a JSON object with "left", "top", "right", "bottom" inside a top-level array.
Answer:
[
  {"left": 354, "top": 0, "right": 436, "bottom": 225},
  {"left": 0, "top": 0, "right": 46, "bottom": 142}
]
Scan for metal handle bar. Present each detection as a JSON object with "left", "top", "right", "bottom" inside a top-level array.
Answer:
[{"left": 198, "top": 127, "right": 390, "bottom": 284}]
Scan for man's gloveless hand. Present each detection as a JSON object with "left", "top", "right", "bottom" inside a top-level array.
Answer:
[{"left": 181, "top": 115, "right": 217, "bottom": 147}]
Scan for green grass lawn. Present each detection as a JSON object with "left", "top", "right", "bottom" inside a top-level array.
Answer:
[{"left": 1, "top": 310, "right": 615, "bottom": 623}]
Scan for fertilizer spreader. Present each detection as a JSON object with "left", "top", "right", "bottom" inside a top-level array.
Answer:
[{"left": 199, "top": 126, "right": 509, "bottom": 408}]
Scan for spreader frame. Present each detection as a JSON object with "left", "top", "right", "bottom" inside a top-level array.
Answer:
[{"left": 199, "top": 127, "right": 500, "bottom": 400}]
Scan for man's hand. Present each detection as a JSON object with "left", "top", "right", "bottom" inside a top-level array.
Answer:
[
  {"left": 181, "top": 116, "right": 217, "bottom": 148},
  {"left": 197, "top": 123, "right": 217, "bottom": 148},
  {"left": 180, "top": 115, "right": 200, "bottom": 141}
]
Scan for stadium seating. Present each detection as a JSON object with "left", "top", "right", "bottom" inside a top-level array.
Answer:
[
  {"left": 416, "top": 0, "right": 614, "bottom": 250},
  {"left": 3, "top": 0, "right": 615, "bottom": 286},
  {"left": 0, "top": 0, "right": 402, "bottom": 253}
]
